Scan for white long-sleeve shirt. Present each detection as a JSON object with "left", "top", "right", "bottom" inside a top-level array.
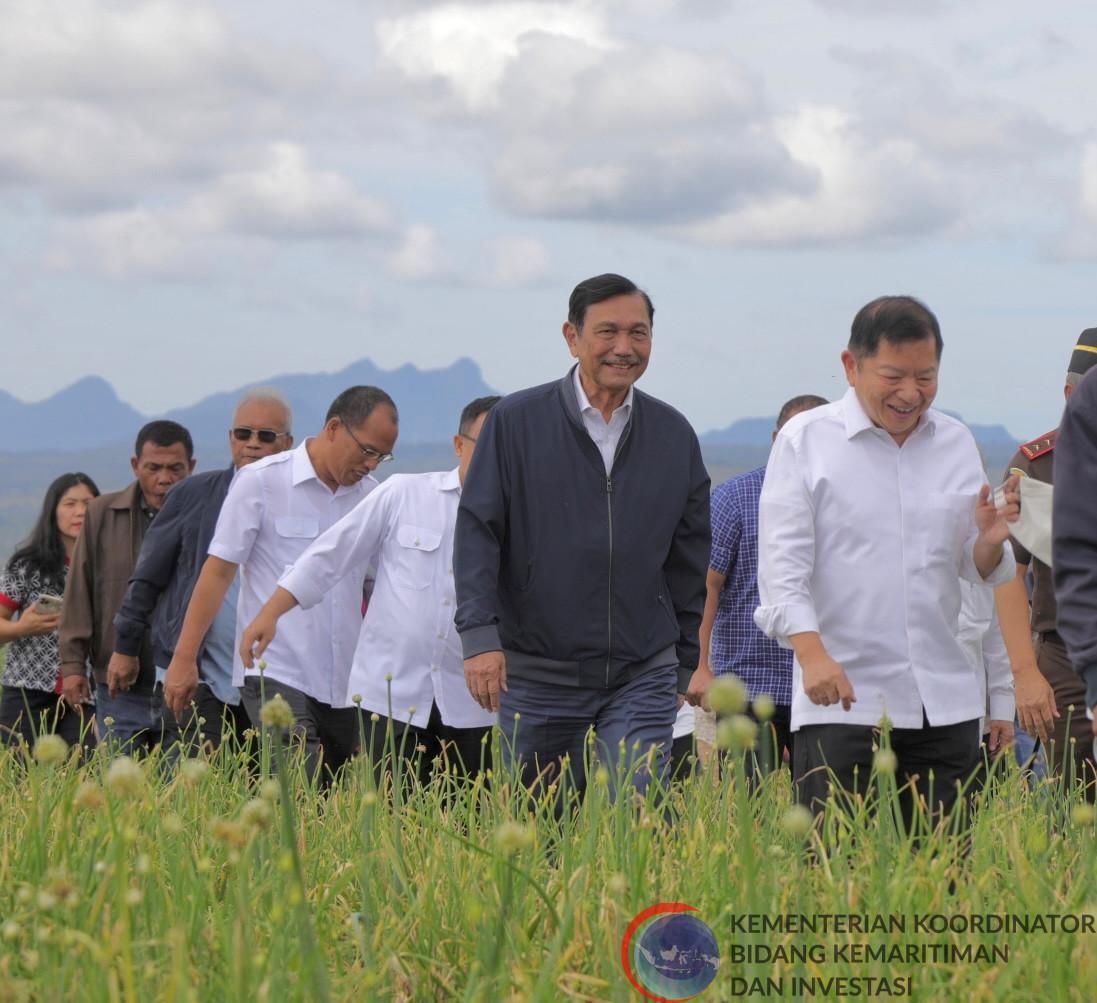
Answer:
[
  {"left": 957, "top": 580, "right": 1015, "bottom": 735},
  {"left": 208, "top": 441, "right": 376, "bottom": 706},
  {"left": 754, "top": 388, "right": 1014, "bottom": 731},
  {"left": 279, "top": 468, "right": 495, "bottom": 729}
]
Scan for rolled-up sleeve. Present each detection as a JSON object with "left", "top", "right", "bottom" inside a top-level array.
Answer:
[
  {"left": 279, "top": 487, "right": 389, "bottom": 610},
  {"left": 753, "top": 433, "right": 819, "bottom": 645}
]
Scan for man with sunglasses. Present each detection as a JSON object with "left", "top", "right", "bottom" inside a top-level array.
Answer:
[
  {"left": 108, "top": 387, "right": 294, "bottom": 756},
  {"left": 164, "top": 385, "right": 398, "bottom": 784}
]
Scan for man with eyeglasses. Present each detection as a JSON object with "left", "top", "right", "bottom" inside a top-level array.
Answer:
[
  {"left": 108, "top": 387, "right": 294, "bottom": 756},
  {"left": 165, "top": 385, "right": 398, "bottom": 784},
  {"left": 239, "top": 396, "right": 502, "bottom": 786}
]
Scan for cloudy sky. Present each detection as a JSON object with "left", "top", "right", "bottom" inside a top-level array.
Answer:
[{"left": 3, "top": 0, "right": 1095, "bottom": 438}]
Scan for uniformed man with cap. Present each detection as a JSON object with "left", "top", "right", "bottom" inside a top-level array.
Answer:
[{"left": 1000, "top": 328, "right": 1097, "bottom": 794}]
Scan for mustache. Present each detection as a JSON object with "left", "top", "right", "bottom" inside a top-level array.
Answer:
[{"left": 598, "top": 356, "right": 642, "bottom": 366}]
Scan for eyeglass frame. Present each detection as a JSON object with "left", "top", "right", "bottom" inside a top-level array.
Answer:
[
  {"left": 232, "top": 426, "right": 288, "bottom": 444},
  {"left": 340, "top": 419, "right": 394, "bottom": 463}
]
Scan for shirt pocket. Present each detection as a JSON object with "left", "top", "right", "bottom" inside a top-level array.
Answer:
[
  {"left": 274, "top": 517, "right": 320, "bottom": 545},
  {"left": 393, "top": 526, "right": 442, "bottom": 590},
  {"left": 925, "top": 492, "right": 971, "bottom": 565}
]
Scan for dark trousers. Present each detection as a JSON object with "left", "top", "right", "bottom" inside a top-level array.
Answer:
[
  {"left": 718, "top": 701, "right": 792, "bottom": 786},
  {"left": 240, "top": 676, "right": 359, "bottom": 787},
  {"left": 95, "top": 685, "right": 182, "bottom": 759},
  {"left": 794, "top": 713, "right": 981, "bottom": 834},
  {"left": 359, "top": 702, "right": 492, "bottom": 787},
  {"left": 1035, "top": 635, "right": 1097, "bottom": 796},
  {"left": 0, "top": 684, "right": 95, "bottom": 754},
  {"left": 178, "top": 683, "right": 252, "bottom": 754},
  {"left": 498, "top": 667, "right": 678, "bottom": 807}
]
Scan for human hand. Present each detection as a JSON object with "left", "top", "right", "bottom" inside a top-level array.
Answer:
[
  {"left": 976, "top": 474, "right": 1020, "bottom": 546},
  {"left": 685, "top": 663, "right": 714, "bottom": 709},
  {"left": 801, "top": 652, "right": 856, "bottom": 711},
  {"left": 62, "top": 674, "right": 90, "bottom": 711},
  {"left": 1014, "top": 667, "right": 1058, "bottom": 743},
  {"left": 17, "top": 605, "right": 60, "bottom": 638},
  {"left": 240, "top": 612, "right": 278, "bottom": 670},
  {"left": 107, "top": 652, "right": 139, "bottom": 699},
  {"left": 988, "top": 719, "right": 1014, "bottom": 755},
  {"left": 464, "top": 651, "right": 507, "bottom": 713},
  {"left": 163, "top": 655, "right": 200, "bottom": 723}
]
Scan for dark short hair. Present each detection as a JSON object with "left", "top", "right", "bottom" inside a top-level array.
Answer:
[
  {"left": 8, "top": 472, "right": 100, "bottom": 577},
  {"left": 459, "top": 396, "right": 502, "bottom": 435},
  {"left": 568, "top": 273, "right": 654, "bottom": 331},
  {"left": 777, "top": 394, "right": 828, "bottom": 430},
  {"left": 325, "top": 386, "right": 398, "bottom": 429},
  {"left": 135, "top": 420, "right": 193, "bottom": 460},
  {"left": 848, "top": 296, "right": 943, "bottom": 362}
]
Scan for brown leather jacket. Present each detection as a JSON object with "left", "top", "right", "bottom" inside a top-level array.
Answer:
[{"left": 59, "top": 481, "right": 153, "bottom": 686}]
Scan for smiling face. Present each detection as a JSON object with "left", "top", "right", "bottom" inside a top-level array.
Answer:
[
  {"left": 563, "top": 292, "right": 652, "bottom": 413},
  {"left": 842, "top": 336, "right": 939, "bottom": 446},
  {"left": 55, "top": 482, "right": 96, "bottom": 545}
]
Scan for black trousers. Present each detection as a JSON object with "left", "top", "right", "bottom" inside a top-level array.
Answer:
[
  {"left": 794, "top": 712, "right": 981, "bottom": 834},
  {"left": 360, "top": 701, "right": 492, "bottom": 788}
]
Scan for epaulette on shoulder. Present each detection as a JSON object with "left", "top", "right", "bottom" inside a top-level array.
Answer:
[{"left": 1020, "top": 429, "right": 1058, "bottom": 460}]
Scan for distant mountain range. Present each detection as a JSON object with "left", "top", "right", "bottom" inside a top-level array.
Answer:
[
  {"left": 0, "top": 357, "right": 498, "bottom": 457},
  {"left": 0, "top": 357, "right": 1026, "bottom": 557}
]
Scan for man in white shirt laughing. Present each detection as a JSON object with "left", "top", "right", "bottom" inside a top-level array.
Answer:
[
  {"left": 240, "top": 396, "right": 502, "bottom": 786},
  {"left": 754, "top": 295, "right": 1021, "bottom": 831}
]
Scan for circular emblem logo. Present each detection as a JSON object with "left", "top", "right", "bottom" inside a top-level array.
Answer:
[{"left": 621, "top": 903, "right": 720, "bottom": 1001}]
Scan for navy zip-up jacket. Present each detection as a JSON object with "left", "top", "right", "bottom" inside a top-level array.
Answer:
[
  {"left": 114, "top": 465, "right": 234, "bottom": 668},
  {"left": 1053, "top": 368, "right": 1097, "bottom": 710},
  {"left": 454, "top": 368, "right": 711, "bottom": 693}
]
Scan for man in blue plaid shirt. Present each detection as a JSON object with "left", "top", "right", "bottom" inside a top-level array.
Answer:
[{"left": 689, "top": 395, "right": 827, "bottom": 776}]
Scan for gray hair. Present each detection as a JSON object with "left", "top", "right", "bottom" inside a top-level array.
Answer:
[
  {"left": 1066, "top": 371, "right": 1084, "bottom": 389},
  {"left": 234, "top": 385, "right": 293, "bottom": 433}
]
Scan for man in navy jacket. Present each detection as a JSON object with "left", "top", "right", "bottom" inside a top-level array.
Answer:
[
  {"left": 455, "top": 273, "right": 710, "bottom": 803},
  {"left": 109, "top": 388, "right": 293, "bottom": 752}
]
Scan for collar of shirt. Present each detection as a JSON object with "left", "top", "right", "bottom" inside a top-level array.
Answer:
[
  {"left": 292, "top": 437, "right": 372, "bottom": 495},
  {"left": 442, "top": 466, "right": 462, "bottom": 495},
  {"left": 572, "top": 366, "right": 634, "bottom": 424},
  {"left": 840, "top": 386, "right": 937, "bottom": 443}
]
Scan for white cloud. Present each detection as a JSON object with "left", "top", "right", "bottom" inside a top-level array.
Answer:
[
  {"left": 0, "top": 0, "right": 327, "bottom": 206},
  {"left": 479, "top": 235, "right": 553, "bottom": 286},
  {"left": 50, "top": 143, "right": 396, "bottom": 278},
  {"left": 678, "top": 104, "right": 957, "bottom": 246},
  {"left": 375, "top": 1, "right": 612, "bottom": 114},
  {"left": 387, "top": 224, "right": 451, "bottom": 280}
]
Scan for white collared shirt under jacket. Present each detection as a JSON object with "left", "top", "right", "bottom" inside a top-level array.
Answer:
[
  {"left": 573, "top": 367, "right": 633, "bottom": 474},
  {"left": 754, "top": 388, "right": 1014, "bottom": 731},
  {"left": 208, "top": 441, "right": 377, "bottom": 706},
  {"left": 279, "top": 468, "right": 495, "bottom": 729}
]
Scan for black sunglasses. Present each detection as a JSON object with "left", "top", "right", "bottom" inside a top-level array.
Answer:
[{"left": 232, "top": 427, "right": 286, "bottom": 444}]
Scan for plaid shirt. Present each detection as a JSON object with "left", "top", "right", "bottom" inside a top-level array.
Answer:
[{"left": 709, "top": 466, "right": 793, "bottom": 705}]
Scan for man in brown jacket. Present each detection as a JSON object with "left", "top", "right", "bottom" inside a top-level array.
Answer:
[{"left": 60, "top": 420, "right": 194, "bottom": 753}]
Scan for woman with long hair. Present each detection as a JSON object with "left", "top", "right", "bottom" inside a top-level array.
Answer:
[{"left": 0, "top": 472, "right": 100, "bottom": 749}]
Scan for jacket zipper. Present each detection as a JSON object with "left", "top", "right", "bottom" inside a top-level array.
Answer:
[{"left": 605, "top": 473, "right": 613, "bottom": 688}]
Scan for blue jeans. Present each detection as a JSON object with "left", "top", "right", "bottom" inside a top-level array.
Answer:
[
  {"left": 498, "top": 667, "right": 678, "bottom": 807},
  {"left": 95, "top": 686, "right": 182, "bottom": 759}
]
